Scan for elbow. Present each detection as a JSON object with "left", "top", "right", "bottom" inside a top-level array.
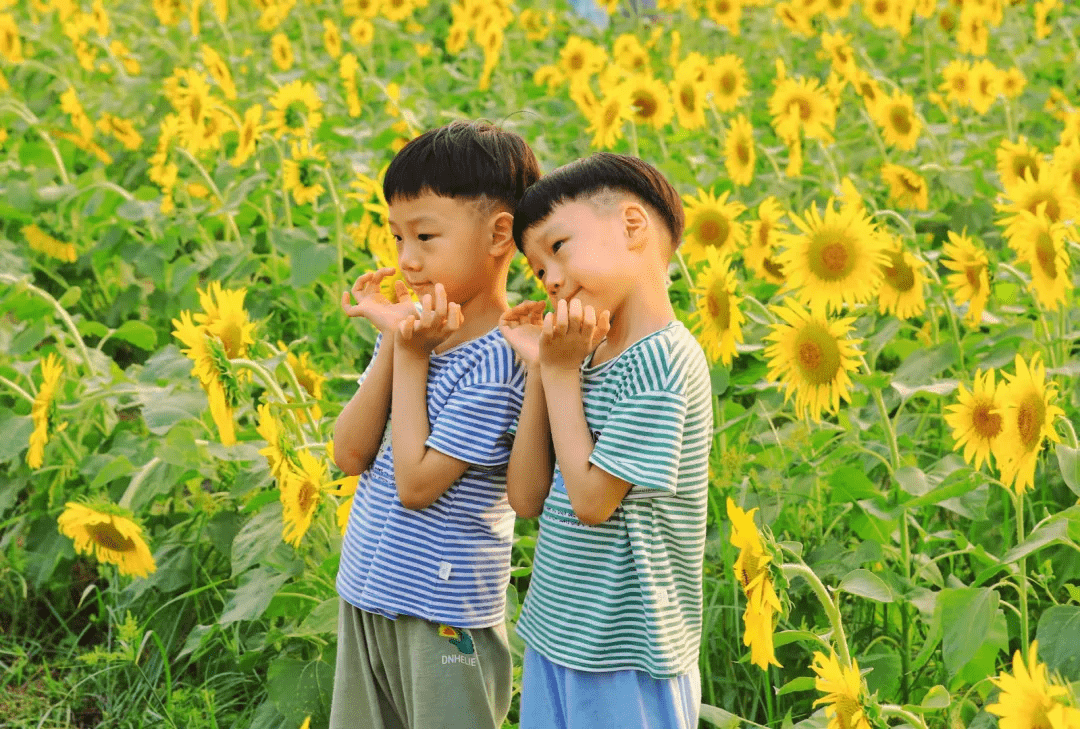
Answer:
[
  {"left": 333, "top": 450, "right": 366, "bottom": 477},
  {"left": 508, "top": 491, "right": 543, "bottom": 520},
  {"left": 572, "top": 502, "right": 614, "bottom": 526},
  {"left": 396, "top": 479, "right": 435, "bottom": 511}
]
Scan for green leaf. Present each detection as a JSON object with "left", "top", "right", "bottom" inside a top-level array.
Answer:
[
  {"left": 218, "top": 566, "right": 291, "bottom": 625},
  {"left": 904, "top": 685, "right": 950, "bottom": 711},
  {"left": 894, "top": 466, "right": 930, "bottom": 497},
  {"left": 290, "top": 598, "right": 339, "bottom": 637},
  {"left": 838, "top": 569, "right": 894, "bottom": 603},
  {"left": 1036, "top": 606, "right": 1080, "bottom": 681},
  {"left": 231, "top": 501, "right": 284, "bottom": 576},
  {"left": 860, "top": 650, "right": 902, "bottom": 698},
  {"left": 890, "top": 380, "right": 959, "bottom": 399},
  {"left": 112, "top": 320, "right": 158, "bottom": 350},
  {"left": 828, "top": 466, "right": 879, "bottom": 502},
  {"left": 699, "top": 703, "right": 742, "bottom": 729},
  {"left": 267, "top": 657, "right": 333, "bottom": 725},
  {"left": 773, "top": 629, "right": 825, "bottom": 649},
  {"left": 710, "top": 364, "right": 729, "bottom": 396},
  {"left": 891, "top": 342, "right": 959, "bottom": 389},
  {"left": 938, "top": 587, "right": 1001, "bottom": 678},
  {"left": 0, "top": 414, "right": 34, "bottom": 464},
  {"left": 1001, "top": 517, "right": 1073, "bottom": 564},
  {"left": 89, "top": 456, "right": 134, "bottom": 490},
  {"left": 290, "top": 243, "right": 337, "bottom": 288},
  {"left": 776, "top": 677, "right": 816, "bottom": 696},
  {"left": 1057, "top": 445, "right": 1080, "bottom": 497},
  {"left": 57, "top": 285, "right": 82, "bottom": 308},
  {"left": 140, "top": 387, "right": 205, "bottom": 435}
]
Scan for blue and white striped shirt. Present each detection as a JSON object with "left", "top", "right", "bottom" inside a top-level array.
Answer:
[{"left": 336, "top": 328, "right": 526, "bottom": 629}]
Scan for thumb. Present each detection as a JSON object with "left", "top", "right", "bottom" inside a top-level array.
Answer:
[
  {"left": 595, "top": 310, "right": 612, "bottom": 343},
  {"left": 394, "top": 278, "right": 409, "bottom": 302}
]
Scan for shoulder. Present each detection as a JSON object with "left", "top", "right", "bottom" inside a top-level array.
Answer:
[
  {"left": 441, "top": 329, "right": 525, "bottom": 389},
  {"left": 609, "top": 322, "right": 709, "bottom": 397}
]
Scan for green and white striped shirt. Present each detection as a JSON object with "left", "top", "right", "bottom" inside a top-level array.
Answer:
[{"left": 516, "top": 321, "right": 712, "bottom": 678}]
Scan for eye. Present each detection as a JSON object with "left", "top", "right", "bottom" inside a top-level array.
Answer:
[
  {"left": 552, "top": 239, "right": 565, "bottom": 253},
  {"left": 418, "top": 233, "right": 434, "bottom": 242}
]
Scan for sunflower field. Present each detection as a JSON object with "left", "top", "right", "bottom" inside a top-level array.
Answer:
[{"left": 2, "top": 0, "right": 1080, "bottom": 726}]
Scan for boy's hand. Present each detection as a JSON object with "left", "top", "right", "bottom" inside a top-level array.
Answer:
[
  {"left": 341, "top": 268, "right": 416, "bottom": 334},
  {"left": 396, "top": 283, "right": 463, "bottom": 355},
  {"left": 539, "top": 298, "right": 610, "bottom": 372},
  {"left": 499, "top": 300, "right": 546, "bottom": 368}
]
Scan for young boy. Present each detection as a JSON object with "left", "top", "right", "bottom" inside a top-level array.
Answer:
[
  {"left": 330, "top": 121, "right": 541, "bottom": 729},
  {"left": 499, "top": 153, "right": 712, "bottom": 729}
]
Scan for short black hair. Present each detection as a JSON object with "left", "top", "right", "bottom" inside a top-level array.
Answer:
[
  {"left": 512, "top": 153, "right": 685, "bottom": 251},
  {"left": 383, "top": 120, "right": 541, "bottom": 212}
]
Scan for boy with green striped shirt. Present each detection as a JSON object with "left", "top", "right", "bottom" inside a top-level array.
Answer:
[{"left": 499, "top": 154, "right": 712, "bottom": 729}]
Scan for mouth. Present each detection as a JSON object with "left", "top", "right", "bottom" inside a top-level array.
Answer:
[
  {"left": 560, "top": 288, "right": 581, "bottom": 303},
  {"left": 407, "top": 280, "right": 431, "bottom": 289}
]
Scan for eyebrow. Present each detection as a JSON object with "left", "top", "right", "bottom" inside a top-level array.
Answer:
[{"left": 389, "top": 214, "right": 440, "bottom": 227}]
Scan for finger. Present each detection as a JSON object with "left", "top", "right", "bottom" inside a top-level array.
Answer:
[
  {"left": 434, "top": 283, "right": 447, "bottom": 322},
  {"left": 398, "top": 317, "right": 412, "bottom": 340},
  {"left": 568, "top": 298, "right": 584, "bottom": 333},
  {"left": 554, "top": 298, "right": 568, "bottom": 335},
  {"left": 447, "top": 302, "right": 462, "bottom": 330},
  {"left": 394, "top": 278, "right": 410, "bottom": 302},
  {"left": 420, "top": 293, "right": 435, "bottom": 327},
  {"left": 341, "top": 291, "right": 351, "bottom": 310},
  {"left": 583, "top": 304, "right": 596, "bottom": 334},
  {"left": 596, "top": 310, "right": 612, "bottom": 342},
  {"left": 541, "top": 311, "right": 555, "bottom": 341},
  {"left": 528, "top": 299, "right": 547, "bottom": 325}
]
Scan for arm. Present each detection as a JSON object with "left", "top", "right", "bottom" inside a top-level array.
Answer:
[
  {"left": 538, "top": 298, "right": 627, "bottom": 526},
  {"left": 391, "top": 284, "right": 471, "bottom": 510},
  {"left": 541, "top": 366, "right": 631, "bottom": 526},
  {"left": 506, "top": 365, "right": 555, "bottom": 519},
  {"left": 333, "top": 337, "right": 393, "bottom": 476},
  {"left": 332, "top": 269, "right": 416, "bottom": 477}
]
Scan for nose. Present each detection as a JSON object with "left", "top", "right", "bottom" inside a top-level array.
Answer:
[
  {"left": 544, "top": 268, "right": 563, "bottom": 298},
  {"left": 398, "top": 240, "right": 421, "bottom": 272}
]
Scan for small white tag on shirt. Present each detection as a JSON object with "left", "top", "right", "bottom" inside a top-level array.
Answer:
[
  {"left": 438, "top": 561, "right": 452, "bottom": 580},
  {"left": 658, "top": 588, "right": 672, "bottom": 606}
]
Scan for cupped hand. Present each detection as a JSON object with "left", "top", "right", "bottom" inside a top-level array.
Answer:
[
  {"left": 341, "top": 268, "right": 416, "bottom": 334},
  {"left": 499, "top": 300, "right": 546, "bottom": 368},
  {"left": 539, "top": 298, "right": 611, "bottom": 372},
  {"left": 396, "top": 283, "right": 463, "bottom": 355}
]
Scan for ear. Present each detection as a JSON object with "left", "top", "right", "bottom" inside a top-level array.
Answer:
[
  {"left": 621, "top": 201, "right": 650, "bottom": 251},
  {"left": 489, "top": 211, "right": 515, "bottom": 257}
]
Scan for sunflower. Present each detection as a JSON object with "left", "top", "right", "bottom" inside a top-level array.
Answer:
[
  {"left": 110, "top": 39, "right": 141, "bottom": 75},
  {"left": 726, "top": 498, "right": 782, "bottom": 670},
  {"left": 350, "top": 17, "right": 375, "bottom": 45},
  {"left": 996, "top": 137, "right": 1043, "bottom": 190},
  {"left": 778, "top": 199, "right": 887, "bottom": 314},
  {"left": 195, "top": 282, "right": 256, "bottom": 359},
  {"left": 268, "top": 80, "right": 323, "bottom": 140},
  {"left": 23, "top": 224, "right": 77, "bottom": 262},
  {"left": 722, "top": 114, "right": 755, "bottom": 187},
  {"left": 945, "top": 369, "right": 1005, "bottom": 470},
  {"left": 862, "top": 0, "right": 895, "bottom": 28},
  {"left": 559, "top": 36, "right": 606, "bottom": 84},
  {"left": 587, "top": 86, "right": 631, "bottom": 149},
  {"left": 331, "top": 475, "right": 358, "bottom": 535},
  {"left": 321, "top": 18, "right": 341, "bottom": 59},
  {"left": 1005, "top": 211, "right": 1072, "bottom": 310},
  {"left": 769, "top": 76, "right": 836, "bottom": 144},
  {"left": 988, "top": 642, "right": 1072, "bottom": 729},
  {"left": 280, "top": 449, "right": 327, "bottom": 547},
  {"left": 60, "top": 86, "right": 96, "bottom": 140},
  {"left": 690, "top": 249, "right": 745, "bottom": 366},
  {"left": 624, "top": 73, "right": 674, "bottom": 129},
  {"left": 613, "top": 33, "right": 650, "bottom": 74},
  {"left": 939, "top": 58, "right": 973, "bottom": 107},
  {"left": 822, "top": 0, "right": 853, "bottom": 19},
  {"left": 681, "top": 188, "right": 746, "bottom": 263},
  {"left": 818, "top": 31, "right": 857, "bottom": 81},
  {"left": 996, "top": 166, "right": 1078, "bottom": 240},
  {"left": 775, "top": 1, "right": 815, "bottom": 36},
  {"left": 257, "top": 402, "right": 294, "bottom": 481},
  {"left": 283, "top": 139, "right": 326, "bottom": 205},
  {"left": 968, "top": 59, "right": 1001, "bottom": 114},
  {"left": 1035, "top": 1, "right": 1057, "bottom": 40},
  {"left": 704, "top": 0, "right": 741, "bottom": 34},
  {"left": 670, "top": 74, "right": 707, "bottom": 131},
  {"left": 941, "top": 230, "right": 990, "bottom": 327},
  {"left": 287, "top": 348, "right": 326, "bottom": 420},
  {"left": 956, "top": 9, "right": 988, "bottom": 56},
  {"left": 764, "top": 299, "right": 863, "bottom": 422},
  {"left": 96, "top": 114, "right": 143, "bottom": 151},
  {"left": 877, "top": 240, "right": 926, "bottom": 319},
  {"left": 812, "top": 652, "right": 872, "bottom": 729},
  {"left": 708, "top": 54, "right": 749, "bottom": 111},
  {"left": 200, "top": 43, "right": 236, "bottom": 100},
  {"left": 519, "top": 9, "right": 554, "bottom": 42},
  {"left": 0, "top": 12, "right": 24, "bottom": 63},
  {"left": 172, "top": 313, "right": 240, "bottom": 445},
  {"left": 58, "top": 502, "right": 156, "bottom": 578},
  {"left": 1000, "top": 67, "right": 1027, "bottom": 99},
  {"left": 881, "top": 163, "right": 929, "bottom": 210},
  {"left": 745, "top": 197, "right": 787, "bottom": 285},
  {"left": 873, "top": 90, "right": 921, "bottom": 151},
  {"left": 26, "top": 353, "right": 64, "bottom": 470},
  {"left": 231, "top": 104, "right": 263, "bottom": 167},
  {"left": 271, "top": 32, "right": 294, "bottom": 70},
  {"left": 1052, "top": 142, "right": 1080, "bottom": 202},
  {"left": 996, "top": 354, "right": 1063, "bottom": 494}
]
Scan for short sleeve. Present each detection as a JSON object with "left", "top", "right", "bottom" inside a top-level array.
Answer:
[
  {"left": 355, "top": 333, "right": 383, "bottom": 387},
  {"left": 588, "top": 389, "right": 687, "bottom": 500},
  {"left": 426, "top": 382, "right": 524, "bottom": 469}
]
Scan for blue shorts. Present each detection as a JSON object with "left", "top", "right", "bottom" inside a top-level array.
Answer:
[{"left": 520, "top": 646, "right": 701, "bottom": 729}]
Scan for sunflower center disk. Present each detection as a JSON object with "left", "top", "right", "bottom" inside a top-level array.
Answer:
[
  {"left": 298, "top": 483, "right": 319, "bottom": 514},
  {"left": 1013, "top": 155, "right": 1038, "bottom": 181},
  {"left": 890, "top": 107, "right": 912, "bottom": 135},
  {"left": 632, "top": 93, "right": 657, "bottom": 119},
  {"left": 706, "top": 284, "right": 731, "bottom": 330},
  {"left": 87, "top": 523, "right": 137, "bottom": 553},
  {"left": 883, "top": 251, "right": 915, "bottom": 292},
  {"left": 971, "top": 402, "right": 1002, "bottom": 440},
  {"left": 764, "top": 257, "right": 785, "bottom": 280},
  {"left": 1025, "top": 192, "right": 1060, "bottom": 221},
  {"left": 699, "top": 215, "right": 730, "bottom": 250},
  {"left": 964, "top": 264, "right": 983, "bottom": 291},
  {"left": 1034, "top": 232, "right": 1058, "bottom": 278},
  {"left": 794, "top": 324, "right": 842, "bottom": 385},
  {"left": 1016, "top": 395, "right": 1045, "bottom": 449},
  {"left": 720, "top": 73, "right": 737, "bottom": 95},
  {"left": 808, "top": 231, "right": 854, "bottom": 280},
  {"left": 285, "top": 104, "right": 305, "bottom": 130}
]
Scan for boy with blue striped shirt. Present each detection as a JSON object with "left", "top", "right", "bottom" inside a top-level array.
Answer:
[
  {"left": 500, "top": 154, "right": 712, "bottom": 729},
  {"left": 330, "top": 121, "right": 541, "bottom": 729}
]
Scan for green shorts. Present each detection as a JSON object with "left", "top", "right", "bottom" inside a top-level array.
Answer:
[{"left": 330, "top": 600, "right": 512, "bottom": 729}]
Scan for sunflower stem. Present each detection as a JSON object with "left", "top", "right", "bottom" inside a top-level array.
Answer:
[
  {"left": 118, "top": 457, "right": 162, "bottom": 511},
  {"left": 232, "top": 358, "right": 306, "bottom": 436},
  {"left": 781, "top": 562, "right": 851, "bottom": 665},
  {"left": 1014, "top": 488, "right": 1030, "bottom": 663},
  {"left": 1, "top": 273, "right": 95, "bottom": 373},
  {"left": 322, "top": 166, "right": 348, "bottom": 291},
  {"left": 0, "top": 375, "right": 35, "bottom": 403},
  {"left": 880, "top": 704, "right": 929, "bottom": 729}
]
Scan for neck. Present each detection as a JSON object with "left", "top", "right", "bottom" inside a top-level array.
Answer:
[
  {"left": 596, "top": 271, "right": 675, "bottom": 363},
  {"left": 436, "top": 278, "right": 509, "bottom": 352}
]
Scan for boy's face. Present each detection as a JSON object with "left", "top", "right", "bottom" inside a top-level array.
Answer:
[
  {"left": 387, "top": 192, "right": 498, "bottom": 304},
  {"left": 521, "top": 199, "right": 635, "bottom": 313}
]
